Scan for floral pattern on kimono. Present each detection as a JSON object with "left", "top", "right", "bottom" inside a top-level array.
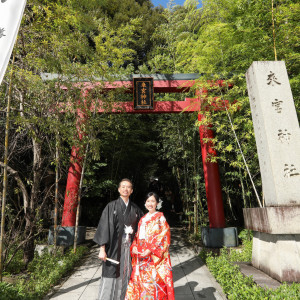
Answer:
[{"left": 125, "top": 212, "right": 175, "bottom": 300}]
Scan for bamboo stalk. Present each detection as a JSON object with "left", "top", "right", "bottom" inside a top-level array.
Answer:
[
  {"left": 0, "top": 54, "right": 15, "bottom": 282},
  {"left": 272, "top": 0, "right": 277, "bottom": 61},
  {"left": 239, "top": 167, "right": 247, "bottom": 208},
  {"left": 193, "top": 133, "right": 198, "bottom": 235},
  {"left": 53, "top": 132, "right": 59, "bottom": 252},
  {"left": 219, "top": 92, "right": 263, "bottom": 208}
]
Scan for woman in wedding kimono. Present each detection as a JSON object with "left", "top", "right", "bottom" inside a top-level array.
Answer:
[{"left": 125, "top": 192, "right": 175, "bottom": 300}]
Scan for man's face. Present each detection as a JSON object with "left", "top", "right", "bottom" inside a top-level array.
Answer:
[{"left": 118, "top": 181, "right": 133, "bottom": 199}]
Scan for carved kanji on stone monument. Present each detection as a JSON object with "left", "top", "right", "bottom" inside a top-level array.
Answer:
[
  {"left": 278, "top": 129, "right": 291, "bottom": 143},
  {"left": 284, "top": 164, "right": 300, "bottom": 178},
  {"left": 267, "top": 71, "right": 281, "bottom": 86},
  {"left": 271, "top": 99, "right": 283, "bottom": 113}
]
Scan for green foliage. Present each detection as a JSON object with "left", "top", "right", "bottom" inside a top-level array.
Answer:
[
  {"left": 0, "top": 282, "right": 25, "bottom": 300},
  {"left": 198, "top": 247, "right": 210, "bottom": 264},
  {"left": 5, "top": 248, "right": 26, "bottom": 275},
  {"left": 0, "top": 246, "right": 88, "bottom": 300},
  {"left": 138, "top": 0, "right": 300, "bottom": 229},
  {"left": 144, "top": 0, "right": 201, "bottom": 73},
  {"left": 238, "top": 229, "right": 253, "bottom": 243},
  {"left": 82, "top": 114, "right": 167, "bottom": 213},
  {"left": 155, "top": 0, "right": 299, "bottom": 225},
  {"left": 228, "top": 241, "right": 252, "bottom": 263},
  {"left": 1, "top": 0, "right": 151, "bottom": 267},
  {"left": 199, "top": 229, "right": 253, "bottom": 265},
  {"left": 204, "top": 234, "right": 300, "bottom": 299}
]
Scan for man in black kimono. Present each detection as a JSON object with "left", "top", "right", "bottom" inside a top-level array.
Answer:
[{"left": 94, "top": 178, "right": 143, "bottom": 300}]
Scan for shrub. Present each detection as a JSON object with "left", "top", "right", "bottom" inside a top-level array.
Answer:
[
  {"left": 203, "top": 232, "right": 300, "bottom": 299},
  {"left": 0, "top": 282, "right": 26, "bottom": 300},
  {"left": 5, "top": 248, "right": 26, "bottom": 275},
  {"left": 0, "top": 246, "right": 88, "bottom": 300}
]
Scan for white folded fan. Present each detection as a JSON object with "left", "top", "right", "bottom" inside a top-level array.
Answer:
[{"left": 106, "top": 258, "right": 119, "bottom": 264}]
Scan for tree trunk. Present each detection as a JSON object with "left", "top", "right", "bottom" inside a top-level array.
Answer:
[
  {"left": 23, "top": 211, "right": 35, "bottom": 266},
  {"left": 0, "top": 162, "right": 29, "bottom": 211},
  {"left": 23, "top": 138, "right": 43, "bottom": 265},
  {"left": 239, "top": 167, "right": 247, "bottom": 208}
]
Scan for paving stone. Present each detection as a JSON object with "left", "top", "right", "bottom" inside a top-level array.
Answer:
[
  {"left": 69, "top": 267, "right": 98, "bottom": 279},
  {"left": 58, "top": 278, "right": 90, "bottom": 294},
  {"left": 235, "top": 262, "right": 281, "bottom": 289},
  {"left": 92, "top": 268, "right": 102, "bottom": 279},
  {"left": 174, "top": 282, "right": 193, "bottom": 295},
  {"left": 44, "top": 228, "right": 227, "bottom": 300},
  {"left": 174, "top": 295, "right": 196, "bottom": 300},
  {"left": 79, "top": 284, "right": 99, "bottom": 300},
  {"left": 173, "top": 270, "right": 188, "bottom": 282},
  {"left": 88, "top": 276, "right": 101, "bottom": 286},
  {"left": 173, "top": 276, "right": 189, "bottom": 285},
  {"left": 46, "top": 291, "right": 83, "bottom": 300},
  {"left": 193, "top": 288, "right": 224, "bottom": 300}
]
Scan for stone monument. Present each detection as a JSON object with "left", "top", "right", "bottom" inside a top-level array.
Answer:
[{"left": 243, "top": 61, "right": 300, "bottom": 282}]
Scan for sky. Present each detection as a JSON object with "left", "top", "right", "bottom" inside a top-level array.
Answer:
[{"left": 152, "top": 0, "right": 202, "bottom": 8}]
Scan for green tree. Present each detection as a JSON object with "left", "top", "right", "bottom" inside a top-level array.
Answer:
[
  {"left": 0, "top": 0, "right": 141, "bottom": 266},
  {"left": 139, "top": 0, "right": 299, "bottom": 228}
]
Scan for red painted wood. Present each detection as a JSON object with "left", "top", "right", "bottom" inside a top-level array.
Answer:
[
  {"left": 61, "top": 104, "right": 87, "bottom": 227},
  {"left": 80, "top": 79, "right": 196, "bottom": 94},
  {"left": 61, "top": 146, "right": 82, "bottom": 227},
  {"left": 198, "top": 113, "right": 226, "bottom": 228},
  {"left": 95, "top": 98, "right": 200, "bottom": 114}
]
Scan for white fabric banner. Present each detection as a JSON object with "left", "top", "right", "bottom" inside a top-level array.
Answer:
[{"left": 0, "top": 0, "right": 27, "bottom": 85}]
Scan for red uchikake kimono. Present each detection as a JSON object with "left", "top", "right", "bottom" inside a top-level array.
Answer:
[{"left": 125, "top": 211, "right": 175, "bottom": 300}]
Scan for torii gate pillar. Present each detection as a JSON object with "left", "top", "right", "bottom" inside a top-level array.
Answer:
[
  {"left": 198, "top": 114, "right": 226, "bottom": 228},
  {"left": 60, "top": 75, "right": 227, "bottom": 233}
]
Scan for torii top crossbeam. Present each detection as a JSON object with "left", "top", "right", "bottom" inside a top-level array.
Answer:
[{"left": 41, "top": 73, "right": 202, "bottom": 114}]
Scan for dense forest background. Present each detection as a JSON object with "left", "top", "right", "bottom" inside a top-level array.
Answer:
[{"left": 0, "top": 0, "right": 299, "bottom": 264}]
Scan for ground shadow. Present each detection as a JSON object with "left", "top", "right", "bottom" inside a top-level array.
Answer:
[
  {"left": 56, "top": 277, "right": 100, "bottom": 295},
  {"left": 175, "top": 281, "right": 218, "bottom": 300}
]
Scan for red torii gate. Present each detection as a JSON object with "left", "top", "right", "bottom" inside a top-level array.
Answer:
[{"left": 60, "top": 74, "right": 226, "bottom": 229}]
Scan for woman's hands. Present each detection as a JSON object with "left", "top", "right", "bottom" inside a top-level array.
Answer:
[
  {"left": 132, "top": 246, "right": 139, "bottom": 255},
  {"left": 132, "top": 246, "right": 151, "bottom": 257},
  {"left": 140, "top": 249, "right": 151, "bottom": 257}
]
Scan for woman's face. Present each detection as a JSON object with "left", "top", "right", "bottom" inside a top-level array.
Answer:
[{"left": 145, "top": 195, "right": 158, "bottom": 214}]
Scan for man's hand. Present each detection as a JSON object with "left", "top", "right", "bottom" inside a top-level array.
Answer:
[{"left": 98, "top": 246, "right": 107, "bottom": 261}]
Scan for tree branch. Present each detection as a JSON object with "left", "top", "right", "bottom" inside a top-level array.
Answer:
[{"left": 0, "top": 162, "right": 29, "bottom": 213}]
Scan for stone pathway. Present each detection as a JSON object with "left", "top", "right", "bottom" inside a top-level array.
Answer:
[{"left": 44, "top": 228, "right": 227, "bottom": 300}]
